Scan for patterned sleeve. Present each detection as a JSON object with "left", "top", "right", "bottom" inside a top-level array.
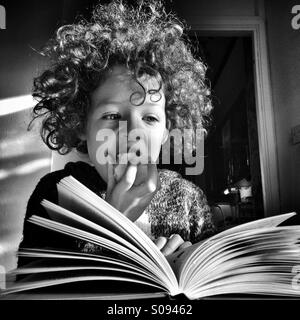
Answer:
[{"left": 188, "top": 185, "right": 216, "bottom": 243}]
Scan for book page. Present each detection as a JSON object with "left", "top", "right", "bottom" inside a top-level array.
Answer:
[
  {"left": 4, "top": 273, "right": 166, "bottom": 296},
  {"left": 166, "top": 213, "right": 298, "bottom": 284},
  {"left": 13, "top": 261, "right": 161, "bottom": 287},
  {"left": 57, "top": 178, "right": 163, "bottom": 261},
  {"left": 166, "top": 242, "right": 203, "bottom": 278},
  {"left": 2, "top": 292, "right": 168, "bottom": 300},
  {"left": 42, "top": 199, "right": 152, "bottom": 261},
  {"left": 181, "top": 225, "right": 300, "bottom": 299},
  {"left": 210, "top": 212, "right": 297, "bottom": 240},
  {"left": 27, "top": 214, "right": 167, "bottom": 288},
  {"left": 56, "top": 176, "right": 179, "bottom": 295},
  {"left": 40, "top": 200, "right": 171, "bottom": 285},
  {"left": 17, "top": 247, "right": 156, "bottom": 281},
  {"left": 57, "top": 184, "right": 132, "bottom": 243}
]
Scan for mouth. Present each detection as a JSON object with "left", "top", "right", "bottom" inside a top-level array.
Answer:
[
  {"left": 116, "top": 153, "right": 129, "bottom": 164},
  {"left": 116, "top": 150, "right": 142, "bottom": 164}
]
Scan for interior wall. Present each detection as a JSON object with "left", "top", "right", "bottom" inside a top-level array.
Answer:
[
  {"left": 0, "top": 1, "right": 62, "bottom": 271},
  {"left": 0, "top": 0, "right": 64, "bottom": 99},
  {"left": 264, "top": 0, "right": 300, "bottom": 214},
  {"left": 171, "top": 0, "right": 258, "bottom": 20}
]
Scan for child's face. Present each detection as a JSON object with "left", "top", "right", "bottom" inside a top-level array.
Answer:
[{"left": 83, "top": 65, "right": 168, "bottom": 184}]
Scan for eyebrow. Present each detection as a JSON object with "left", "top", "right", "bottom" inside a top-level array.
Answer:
[
  {"left": 96, "top": 102, "right": 119, "bottom": 110},
  {"left": 94, "top": 99, "right": 164, "bottom": 110}
]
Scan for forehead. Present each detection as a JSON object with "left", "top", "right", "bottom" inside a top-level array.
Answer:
[{"left": 90, "top": 65, "right": 165, "bottom": 107}]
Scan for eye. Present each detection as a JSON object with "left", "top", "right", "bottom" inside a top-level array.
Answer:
[
  {"left": 143, "top": 115, "right": 159, "bottom": 123},
  {"left": 102, "top": 113, "right": 121, "bottom": 120}
]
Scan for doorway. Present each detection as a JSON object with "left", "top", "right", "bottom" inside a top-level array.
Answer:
[{"left": 192, "top": 36, "right": 264, "bottom": 222}]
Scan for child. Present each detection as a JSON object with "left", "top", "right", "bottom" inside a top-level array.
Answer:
[{"left": 20, "top": 0, "right": 215, "bottom": 259}]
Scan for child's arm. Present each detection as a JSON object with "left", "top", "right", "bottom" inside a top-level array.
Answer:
[
  {"left": 19, "top": 172, "right": 80, "bottom": 261},
  {"left": 188, "top": 185, "right": 216, "bottom": 243}
]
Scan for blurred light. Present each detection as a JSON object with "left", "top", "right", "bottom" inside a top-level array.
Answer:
[
  {"left": 223, "top": 187, "right": 238, "bottom": 195},
  {"left": 0, "top": 158, "right": 50, "bottom": 180},
  {"left": 0, "top": 95, "right": 35, "bottom": 116},
  {"left": 0, "top": 135, "right": 44, "bottom": 159}
]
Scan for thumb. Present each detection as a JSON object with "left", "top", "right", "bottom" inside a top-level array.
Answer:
[{"left": 118, "top": 164, "right": 137, "bottom": 191}]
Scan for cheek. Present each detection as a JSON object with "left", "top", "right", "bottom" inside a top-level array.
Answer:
[
  {"left": 86, "top": 140, "right": 109, "bottom": 183},
  {"left": 146, "top": 127, "right": 166, "bottom": 160},
  {"left": 87, "top": 122, "right": 117, "bottom": 158},
  {"left": 95, "top": 162, "right": 109, "bottom": 184},
  {"left": 86, "top": 123, "right": 117, "bottom": 183}
]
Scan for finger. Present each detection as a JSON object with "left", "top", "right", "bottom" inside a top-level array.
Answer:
[
  {"left": 114, "top": 152, "right": 136, "bottom": 182},
  {"left": 161, "top": 234, "right": 184, "bottom": 256},
  {"left": 128, "top": 142, "right": 148, "bottom": 166},
  {"left": 178, "top": 241, "right": 192, "bottom": 251},
  {"left": 148, "top": 163, "right": 160, "bottom": 188},
  {"left": 106, "top": 154, "right": 116, "bottom": 195},
  {"left": 118, "top": 164, "right": 137, "bottom": 191},
  {"left": 153, "top": 237, "right": 167, "bottom": 250},
  {"left": 114, "top": 164, "right": 125, "bottom": 182},
  {"left": 135, "top": 163, "right": 159, "bottom": 196}
]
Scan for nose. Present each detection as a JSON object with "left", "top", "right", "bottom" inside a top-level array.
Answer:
[
  {"left": 118, "top": 112, "right": 143, "bottom": 135},
  {"left": 127, "top": 112, "right": 140, "bottom": 132},
  {"left": 117, "top": 113, "right": 144, "bottom": 153}
]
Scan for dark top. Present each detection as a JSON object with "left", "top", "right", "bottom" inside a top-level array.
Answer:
[
  {"left": 19, "top": 161, "right": 216, "bottom": 266},
  {"left": 19, "top": 162, "right": 107, "bottom": 261}
]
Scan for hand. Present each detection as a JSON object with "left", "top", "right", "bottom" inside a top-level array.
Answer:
[
  {"left": 154, "top": 234, "right": 192, "bottom": 256},
  {"left": 105, "top": 153, "right": 160, "bottom": 222}
]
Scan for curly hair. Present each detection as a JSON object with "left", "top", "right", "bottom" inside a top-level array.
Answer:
[{"left": 30, "top": 0, "right": 212, "bottom": 155}]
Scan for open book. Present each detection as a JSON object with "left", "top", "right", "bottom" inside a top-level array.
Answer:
[{"left": 2, "top": 176, "right": 300, "bottom": 299}]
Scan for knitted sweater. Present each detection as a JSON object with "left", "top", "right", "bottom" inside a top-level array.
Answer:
[{"left": 20, "top": 161, "right": 215, "bottom": 257}]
